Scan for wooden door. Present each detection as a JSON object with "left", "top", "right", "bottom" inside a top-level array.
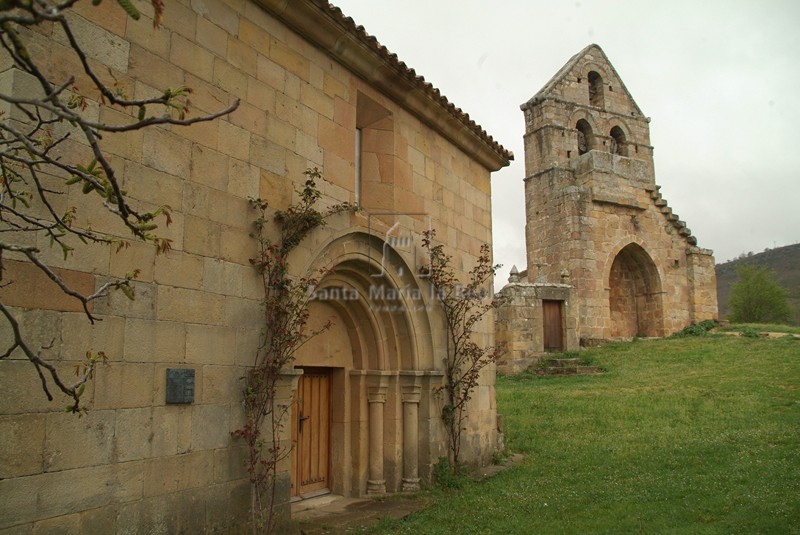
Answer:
[
  {"left": 291, "top": 370, "right": 330, "bottom": 498},
  {"left": 542, "top": 300, "right": 564, "bottom": 352}
]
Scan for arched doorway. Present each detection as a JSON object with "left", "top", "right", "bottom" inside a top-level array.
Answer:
[
  {"left": 608, "top": 243, "right": 664, "bottom": 338},
  {"left": 291, "top": 232, "right": 438, "bottom": 498}
]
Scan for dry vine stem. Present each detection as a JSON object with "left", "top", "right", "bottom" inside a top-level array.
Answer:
[
  {"left": 233, "top": 169, "right": 354, "bottom": 533},
  {"left": 421, "top": 229, "right": 505, "bottom": 474}
]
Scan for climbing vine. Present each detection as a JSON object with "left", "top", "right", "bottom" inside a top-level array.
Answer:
[
  {"left": 421, "top": 229, "right": 505, "bottom": 475},
  {"left": 232, "top": 168, "right": 354, "bottom": 534}
]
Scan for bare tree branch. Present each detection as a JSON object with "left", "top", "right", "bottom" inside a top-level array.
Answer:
[{"left": 0, "top": 0, "right": 238, "bottom": 410}]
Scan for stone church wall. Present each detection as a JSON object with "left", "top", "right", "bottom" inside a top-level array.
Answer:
[
  {"left": 495, "top": 279, "right": 579, "bottom": 374},
  {"left": 0, "top": 1, "right": 509, "bottom": 531}
]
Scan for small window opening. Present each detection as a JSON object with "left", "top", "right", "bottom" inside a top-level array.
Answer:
[
  {"left": 588, "top": 71, "right": 604, "bottom": 107},
  {"left": 356, "top": 91, "right": 393, "bottom": 210},
  {"left": 576, "top": 119, "right": 593, "bottom": 155},
  {"left": 610, "top": 126, "right": 627, "bottom": 156}
]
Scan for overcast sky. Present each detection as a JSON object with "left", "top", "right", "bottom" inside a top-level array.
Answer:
[{"left": 333, "top": 0, "right": 800, "bottom": 285}]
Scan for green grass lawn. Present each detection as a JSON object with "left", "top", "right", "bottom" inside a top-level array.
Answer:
[{"left": 370, "top": 334, "right": 800, "bottom": 534}]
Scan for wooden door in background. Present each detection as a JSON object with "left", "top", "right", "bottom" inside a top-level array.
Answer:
[{"left": 543, "top": 300, "right": 564, "bottom": 352}]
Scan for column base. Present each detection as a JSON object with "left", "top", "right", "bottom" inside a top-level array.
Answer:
[
  {"left": 366, "top": 479, "right": 386, "bottom": 495},
  {"left": 401, "top": 478, "right": 420, "bottom": 492}
]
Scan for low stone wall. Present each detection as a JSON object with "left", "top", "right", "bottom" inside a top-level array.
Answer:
[{"left": 495, "top": 279, "right": 579, "bottom": 374}]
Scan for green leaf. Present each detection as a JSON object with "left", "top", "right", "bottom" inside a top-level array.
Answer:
[
  {"left": 120, "top": 284, "right": 135, "bottom": 301},
  {"left": 60, "top": 242, "right": 73, "bottom": 260},
  {"left": 114, "top": 0, "right": 140, "bottom": 20}
]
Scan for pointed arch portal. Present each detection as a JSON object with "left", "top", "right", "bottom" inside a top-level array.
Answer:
[{"left": 608, "top": 243, "right": 664, "bottom": 338}]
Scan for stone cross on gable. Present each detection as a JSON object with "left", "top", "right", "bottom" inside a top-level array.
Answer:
[{"left": 534, "top": 261, "right": 550, "bottom": 283}]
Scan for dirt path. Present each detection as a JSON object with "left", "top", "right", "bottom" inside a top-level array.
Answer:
[
  {"left": 294, "top": 454, "right": 524, "bottom": 534},
  {"left": 715, "top": 330, "right": 800, "bottom": 339}
]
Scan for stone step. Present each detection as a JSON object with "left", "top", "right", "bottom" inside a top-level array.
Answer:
[
  {"left": 497, "top": 357, "right": 537, "bottom": 376},
  {"left": 543, "top": 365, "right": 602, "bottom": 376},
  {"left": 546, "top": 366, "right": 577, "bottom": 375},
  {"left": 547, "top": 357, "right": 580, "bottom": 367}
]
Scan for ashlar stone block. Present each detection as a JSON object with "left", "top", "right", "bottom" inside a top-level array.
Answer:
[
  {"left": 54, "top": 13, "right": 130, "bottom": 73},
  {"left": 142, "top": 128, "right": 192, "bottom": 180},
  {"left": 0, "top": 414, "right": 45, "bottom": 478},
  {"left": 190, "top": 404, "right": 231, "bottom": 451},
  {"left": 0, "top": 461, "right": 143, "bottom": 528},
  {"left": 123, "top": 318, "right": 186, "bottom": 363},
  {"left": 43, "top": 410, "right": 116, "bottom": 472}
]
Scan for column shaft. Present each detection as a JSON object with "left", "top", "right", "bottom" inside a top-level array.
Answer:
[
  {"left": 367, "top": 388, "right": 386, "bottom": 495},
  {"left": 401, "top": 399, "right": 420, "bottom": 491}
]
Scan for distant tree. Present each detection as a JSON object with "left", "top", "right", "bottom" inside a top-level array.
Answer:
[{"left": 729, "top": 265, "right": 792, "bottom": 324}]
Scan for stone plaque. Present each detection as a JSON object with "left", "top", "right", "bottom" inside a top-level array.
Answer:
[{"left": 166, "top": 368, "right": 195, "bottom": 404}]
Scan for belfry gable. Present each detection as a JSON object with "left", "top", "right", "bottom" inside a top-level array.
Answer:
[{"left": 521, "top": 43, "right": 646, "bottom": 119}]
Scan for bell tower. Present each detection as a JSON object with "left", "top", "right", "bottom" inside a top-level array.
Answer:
[{"left": 520, "top": 44, "right": 717, "bottom": 341}]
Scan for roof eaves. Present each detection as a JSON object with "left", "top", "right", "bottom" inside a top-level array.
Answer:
[{"left": 255, "top": 0, "right": 513, "bottom": 170}]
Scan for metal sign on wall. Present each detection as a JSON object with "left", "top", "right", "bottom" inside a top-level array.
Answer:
[{"left": 166, "top": 368, "right": 195, "bottom": 404}]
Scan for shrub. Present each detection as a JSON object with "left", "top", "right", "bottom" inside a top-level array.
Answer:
[
  {"left": 729, "top": 265, "right": 792, "bottom": 324},
  {"left": 739, "top": 327, "right": 762, "bottom": 339},
  {"left": 671, "top": 320, "right": 716, "bottom": 338},
  {"left": 432, "top": 457, "right": 467, "bottom": 490}
]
